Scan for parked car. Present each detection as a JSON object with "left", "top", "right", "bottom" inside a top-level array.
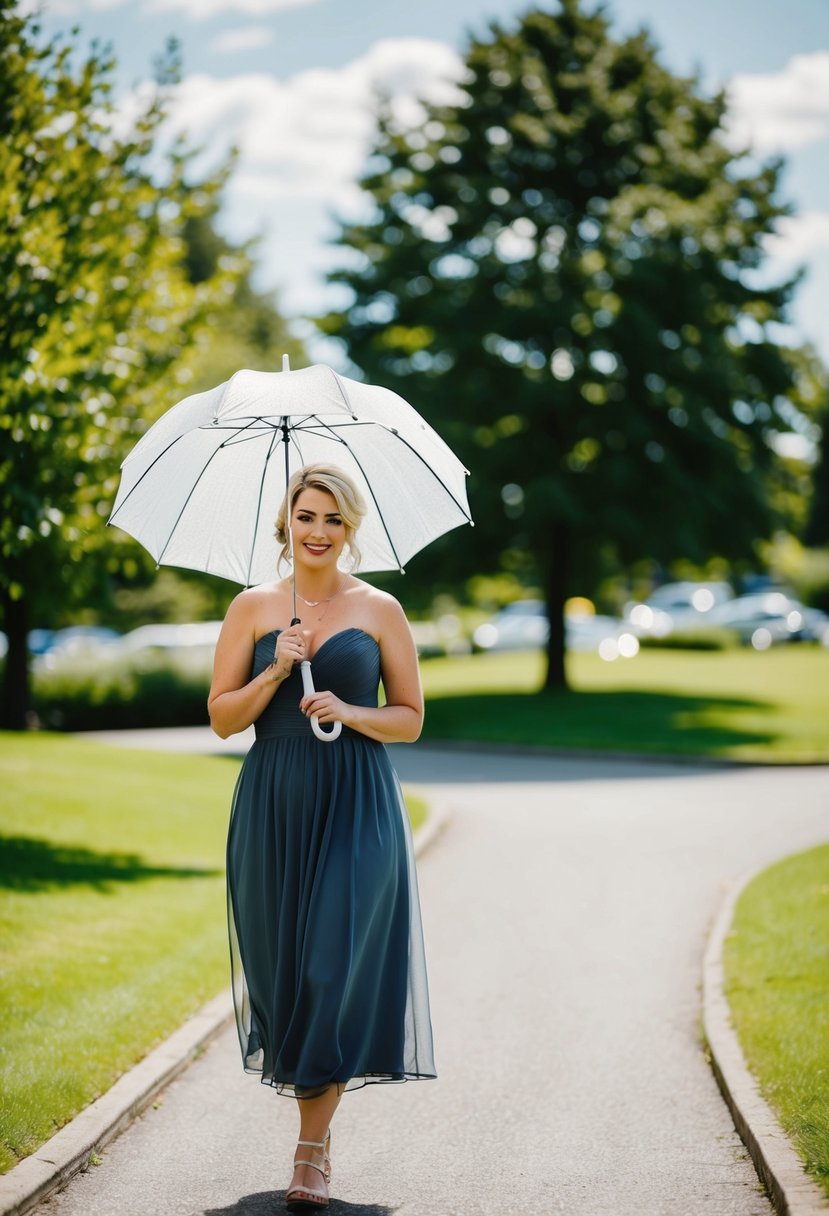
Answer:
[
  {"left": 472, "top": 601, "right": 638, "bottom": 657},
  {"left": 472, "top": 601, "right": 548, "bottom": 652},
  {"left": 626, "top": 581, "right": 734, "bottom": 637},
  {"left": 35, "top": 626, "right": 121, "bottom": 669},
  {"left": 705, "top": 591, "right": 818, "bottom": 648},
  {"left": 115, "top": 621, "right": 223, "bottom": 656}
]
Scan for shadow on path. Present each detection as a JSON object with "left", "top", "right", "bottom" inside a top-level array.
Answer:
[
  {"left": 0, "top": 834, "right": 221, "bottom": 892},
  {"left": 205, "top": 1195, "right": 395, "bottom": 1216}
]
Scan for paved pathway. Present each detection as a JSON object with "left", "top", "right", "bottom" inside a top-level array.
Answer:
[{"left": 40, "top": 742, "right": 828, "bottom": 1215}]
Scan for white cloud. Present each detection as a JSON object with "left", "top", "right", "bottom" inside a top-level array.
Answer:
[
  {"left": 726, "top": 51, "right": 829, "bottom": 154},
  {"left": 145, "top": 0, "right": 316, "bottom": 18},
  {"left": 209, "top": 24, "right": 274, "bottom": 54},
  {"left": 140, "top": 37, "right": 466, "bottom": 200},
  {"left": 765, "top": 212, "right": 829, "bottom": 263},
  {"left": 37, "top": 0, "right": 316, "bottom": 13},
  {"left": 111, "top": 37, "right": 466, "bottom": 314}
]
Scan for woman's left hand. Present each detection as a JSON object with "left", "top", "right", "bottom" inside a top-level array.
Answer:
[{"left": 300, "top": 689, "right": 349, "bottom": 725}]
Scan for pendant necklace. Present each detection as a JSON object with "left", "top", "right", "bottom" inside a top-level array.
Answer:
[{"left": 294, "top": 576, "right": 347, "bottom": 622}]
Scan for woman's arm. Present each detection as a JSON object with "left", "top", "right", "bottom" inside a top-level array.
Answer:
[
  {"left": 207, "top": 595, "right": 305, "bottom": 739},
  {"left": 298, "top": 596, "right": 424, "bottom": 744}
]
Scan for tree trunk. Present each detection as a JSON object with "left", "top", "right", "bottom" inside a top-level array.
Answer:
[
  {"left": 542, "top": 528, "right": 570, "bottom": 692},
  {"left": 1, "top": 591, "right": 32, "bottom": 730}
]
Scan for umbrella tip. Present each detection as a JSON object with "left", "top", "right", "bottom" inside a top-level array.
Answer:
[{"left": 282, "top": 354, "right": 291, "bottom": 373}]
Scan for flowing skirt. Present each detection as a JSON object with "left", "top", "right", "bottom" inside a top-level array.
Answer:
[{"left": 226, "top": 732, "right": 436, "bottom": 1097}]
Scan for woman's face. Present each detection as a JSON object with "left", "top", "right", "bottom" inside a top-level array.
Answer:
[{"left": 291, "top": 487, "right": 346, "bottom": 567}]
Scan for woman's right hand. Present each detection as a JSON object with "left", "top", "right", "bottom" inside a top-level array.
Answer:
[{"left": 270, "top": 626, "right": 306, "bottom": 680}]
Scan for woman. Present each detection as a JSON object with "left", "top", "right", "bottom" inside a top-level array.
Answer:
[{"left": 208, "top": 463, "right": 436, "bottom": 1213}]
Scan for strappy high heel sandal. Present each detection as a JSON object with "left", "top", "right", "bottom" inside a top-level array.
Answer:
[{"left": 285, "top": 1131, "right": 332, "bottom": 1213}]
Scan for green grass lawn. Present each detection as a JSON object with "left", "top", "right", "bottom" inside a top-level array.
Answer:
[
  {"left": 0, "top": 733, "right": 426, "bottom": 1174},
  {"left": 723, "top": 844, "right": 829, "bottom": 1198},
  {"left": 420, "top": 645, "right": 829, "bottom": 762}
]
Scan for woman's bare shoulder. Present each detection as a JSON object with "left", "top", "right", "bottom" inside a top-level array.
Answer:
[
  {"left": 349, "top": 580, "right": 409, "bottom": 632},
  {"left": 222, "top": 583, "right": 287, "bottom": 631}
]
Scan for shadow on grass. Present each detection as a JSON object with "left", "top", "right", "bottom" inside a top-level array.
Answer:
[
  {"left": 0, "top": 834, "right": 221, "bottom": 892},
  {"left": 421, "top": 686, "right": 778, "bottom": 761},
  {"left": 205, "top": 1195, "right": 394, "bottom": 1216}
]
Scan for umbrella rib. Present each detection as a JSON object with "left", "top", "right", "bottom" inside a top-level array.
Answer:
[
  {"left": 299, "top": 419, "right": 472, "bottom": 525},
  {"left": 309, "top": 417, "right": 406, "bottom": 572},
  {"left": 108, "top": 432, "right": 188, "bottom": 526},
  {"left": 244, "top": 427, "right": 280, "bottom": 586},
  {"left": 381, "top": 429, "right": 473, "bottom": 522},
  {"left": 154, "top": 422, "right": 258, "bottom": 566}
]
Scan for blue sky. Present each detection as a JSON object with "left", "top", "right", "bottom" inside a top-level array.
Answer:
[{"left": 33, "top": 0, "right": 829, "bottom": 369}]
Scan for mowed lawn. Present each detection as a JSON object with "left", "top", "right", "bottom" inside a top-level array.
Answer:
[
  {"left": 723, "top": 844, "right": 829, "bottom": 1199},
  {"left": 420, "top": 645, "right": 829, "bottom": 762},
  {"left": 0, "top": 734, "right": 237, "bottom": 1173},
  {"left": 0, "top": 732, "right": 426, "bottom": 1174}
]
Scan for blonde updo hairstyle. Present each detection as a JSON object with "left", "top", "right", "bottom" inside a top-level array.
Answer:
[{"left": 275, "top": 463, "right": 367, "bottom": 572}]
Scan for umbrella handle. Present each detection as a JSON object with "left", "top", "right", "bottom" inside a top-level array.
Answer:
[{"left": 300, "top": 660, "right": 342, "bottom": 742}]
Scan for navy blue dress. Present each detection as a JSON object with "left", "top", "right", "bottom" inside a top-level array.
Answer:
[{"left": 226, "top": 627, "right": 436, "bottom": 1097}]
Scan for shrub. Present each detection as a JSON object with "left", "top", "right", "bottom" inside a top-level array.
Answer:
[
  {"left": 638, "top": 627, "right": 740, "bottom": 651},
  {"left": 33, "top": 653, "right": 212, "bottom": 731}
]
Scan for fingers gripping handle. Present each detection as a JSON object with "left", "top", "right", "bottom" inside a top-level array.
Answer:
[{"left": 300, "top": 660, "right": 342, "bottom": 742}]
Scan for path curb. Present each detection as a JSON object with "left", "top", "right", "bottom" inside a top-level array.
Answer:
[
  {"left": 0, "top": 802, "right": 450, "bottom": 1216},
  {"left": 702, "top": 869, "right": 829, "bottom": 1216}
]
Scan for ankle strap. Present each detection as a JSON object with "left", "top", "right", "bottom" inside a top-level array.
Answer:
[{"left": 297, "top": 1138, "right": 327, "bottom": 1148}]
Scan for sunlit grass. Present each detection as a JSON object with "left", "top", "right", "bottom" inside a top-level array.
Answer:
[
  {"left": 420, "top": 646, "right": 829, "bottom": 762},
  {"left": 723, "top": 844, "right": 829, "bottom": 1197}
]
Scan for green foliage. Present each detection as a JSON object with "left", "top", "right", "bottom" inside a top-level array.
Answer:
[
  {"left": 637, "top": 627, "right": 739, "bottom": 650},
  {"left": 724, "top": 844, "right": 829, "bottom": 1196},
  {"left": 0, "top": 5, "right": 240, "bottom": 724},
  {"left": 762, "top": 533, "right": 829, "bottom": 612},
  {"left": 321, "top": 0, "right": 817, "bottom": 689},
  {"left": 32, "top": 653, "right": 212, "bottom": 730}
]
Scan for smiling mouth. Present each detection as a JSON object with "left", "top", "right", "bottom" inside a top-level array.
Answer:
[{"left": 304, "top": 543, "right": 330, "bottom": 553}]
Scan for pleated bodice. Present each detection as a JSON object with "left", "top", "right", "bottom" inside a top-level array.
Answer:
[{"left": 252, "top": 627, "right": 380, "bottom": 740}]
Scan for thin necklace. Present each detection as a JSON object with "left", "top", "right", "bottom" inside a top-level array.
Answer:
[
  {"left": 294, "top": 577, "right": 346, "bottom": 608},
  {"left": 294, "top": 573, "right": 345, "bottom": 622}
]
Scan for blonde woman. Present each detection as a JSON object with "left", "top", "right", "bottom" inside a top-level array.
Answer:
[{"left": 208, "top": 463, "right": 435, "bottom": 1212}]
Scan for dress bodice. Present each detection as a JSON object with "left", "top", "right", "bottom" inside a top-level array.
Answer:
[{"left": 251, "top": 627, "right": 381, "bottom": 740}]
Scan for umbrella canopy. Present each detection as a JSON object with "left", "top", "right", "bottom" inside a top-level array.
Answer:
[{"left": 109, "top": 361, "right": 472, "bottom": 585}]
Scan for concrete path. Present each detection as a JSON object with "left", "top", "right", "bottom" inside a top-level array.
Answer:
[{"left": 38, "top": 743, "right": 828, "bottom": 1215}]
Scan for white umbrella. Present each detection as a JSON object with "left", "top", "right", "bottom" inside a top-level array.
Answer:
[
  {"left": 110, "top": 358, "right": 471, "bottom": 585},
  {"left": 109, "top": 357, "right": 473, "bottom": 740}
]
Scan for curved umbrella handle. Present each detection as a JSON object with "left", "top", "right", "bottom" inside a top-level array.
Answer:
[{"left": 300, "top": 660, "right": 342, "bottom": 742}]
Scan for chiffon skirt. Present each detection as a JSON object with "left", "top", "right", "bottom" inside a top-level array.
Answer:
[{"left": 226, "top": 729, "right": 436, "bottom": 1097}]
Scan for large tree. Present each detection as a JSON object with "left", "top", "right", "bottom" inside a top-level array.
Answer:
[
  {"left": 0, "top": 5, "right": 239, "bottom": 727},
  {"left": 321, "top": 0, "right": 812, "bottom": 688}
]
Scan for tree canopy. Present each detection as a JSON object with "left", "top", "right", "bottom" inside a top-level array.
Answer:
[
  {"left": 321, "top": 0, "right": 818, "bottom": 687},
  {"left": 0, "top": 3, "right": 238, "bottom": 726}
]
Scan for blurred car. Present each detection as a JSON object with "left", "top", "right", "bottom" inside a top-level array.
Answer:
[
  {"left": 472, "top": 601, "right": 639, "bottom": 658},
  {"left": 115, "top": 621, "right": 224, "bottom": 655},
  {"left": 625, "top": 580, "right": 734, "bottom": 637},
  {"left": 706, "top": 591, "right": 819, "bottom": 648},
  {"left": 409, "top": 615, "right": 470, "bottom": 658},
  {"left": 35, "top": 626, "right": 121, "bottom": 669},
  {"left": 801, "top": 607, "right": 829, "bottom": 646},
  {"left": 472, "top": 601, "right": 548, "bottom": 652},
  {"left": 27, "top": 628, "right": 56, "bottom": 656}
]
